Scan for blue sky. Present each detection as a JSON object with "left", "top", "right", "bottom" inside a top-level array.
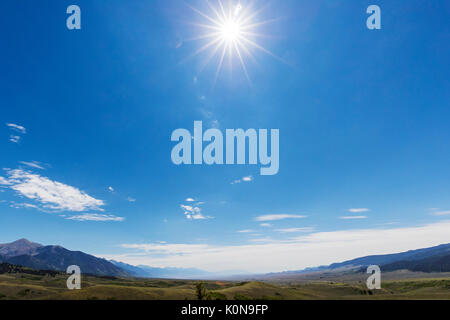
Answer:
[{"left": 1, "top": 0, "right": 449, "bottom": 273}]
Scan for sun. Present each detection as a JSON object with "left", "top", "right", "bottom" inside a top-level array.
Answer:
[
  {"left": 221, "top": 20, "right": 241, "bottom": 41},
  {"left": 184, "top": 0, "right": 280, "bottom": 85}
]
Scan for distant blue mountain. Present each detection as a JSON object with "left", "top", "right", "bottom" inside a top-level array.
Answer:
[
  {"left": 327, "top": 243, "right": 450, "bottom": 270},
  {"left": 110, "top": 260, "right": 211, "bottom": 279},
  {"left": 265, "top": 243, "right": 450, "bottom": 277}
]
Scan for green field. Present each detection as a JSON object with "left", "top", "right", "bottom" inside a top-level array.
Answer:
[{"left": 0, "top": 271, "right": 449, "bottom": 300}]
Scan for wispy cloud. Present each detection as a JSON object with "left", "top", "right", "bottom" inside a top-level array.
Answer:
[
  {"left": 185, "top": 198, "right": 195, "bottom": 202},
  {"left": 127, "top": 197, "right": 136, "bottom": 202},
  {"left": 9, "top": 202, "right": 39, "bottom": 209},
  {"left": 231, "top": 175, "right": 254, "bottom": 184},
  {"left": 0, "top": 168, "right": 104, "bottom": 212},
  {"left": 19, "top": 161, "right": 46, "bottom": 170},
  {"left": 237, "top": 229, "right": 256, "bottom": 233},
  {"left": 275, "top": 227, "right": 315, "bottom": 233},
  {"left": 431, "top": 210, "right": 450, "bottom": 216},
  {"left": 260, "top": 223, "right": 272, "bottom": 227},
  {"left": 339, "top": 216, "right": 368, "bottom": 220},
  {"left": 9, "top": 135, "right": 20, "bottom": 144},
  {"left": 108, "top": 186, "right": 115, "bottom": 193},
  {"left": 109, "top": 221, "right": 450, "bottom": 273},
  {"left": 348, "top": 208, "right": 370, "bottom": 213},
  {"left": 0, "top": 176, "right": 11, "bottom": 185},
  {"left": 6, "top": 123, "right": 26, "bottom": 134},
  {"left": 255, "top": 214, "right": 307, "bottom": 222},
  {"left": 66, "top": 213, "right": 124, "bottom": 222}
]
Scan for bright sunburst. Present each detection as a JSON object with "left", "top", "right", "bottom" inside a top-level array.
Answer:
[{"left": 186, "top": 0, "right": 279, "bottom": 85}]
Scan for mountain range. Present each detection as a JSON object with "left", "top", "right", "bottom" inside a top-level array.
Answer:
[
  {"left": 0, "top": 239, "right": 209, "bottom": 278},
  {"left": 262, "top": 243, "right": 450, "bottom": 278},
  {"left": 1, "top": 238, "right": 450, "bottom": 278},
  {"left": 0, "top": 239, "right": 128, "bottom": 277}
]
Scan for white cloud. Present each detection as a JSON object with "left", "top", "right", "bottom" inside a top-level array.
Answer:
[
  {"left": 185, "top": 198, "right": 195, "bottom": 202},
  {"left": 180, "top": 203, "right": 210, "bottom": 220},
  {"left": 106, "top": 221, "right": 450, "bottom": 273},
  {"left": 340, "top": 216, "right": 368, "bottom": 220},
  {"left": 275, "top": 227, "right": 315, "bottom": 233},
  {"left": 260, "top": 223, "right": 272, "bottom": 227},
  {"left": 108, "top": 186, "right": 114, "bottom": 193},
  {"left": 9, "top": 135, "right": 20, "bottom": 143},
  {"left": 10, "top": 202, "right": 39, "bottom": 209},
  {"left": 237, "top": 229, "right": 255, "bottom": 233},
  {"left": 348, "top": 208, "right": 370, "bottom": 213},
  {"left": 2, "top": 169, "right": 104, "bottom": 212},
  {"left": 127, "top": 197, "right": 136, "bottom": 202},
  {"left": 6, "top": 123, "right": 26, "bottom": 134},
  {"left": 66, "top": 213, "right": 124, "bottom": 222},
  {"left": 231, "top": 175, "right": 254, "bottom": 185},
  {"left": 19, "top": 161, "right": 45, "bottom": 170},
  {"left": 432, "top": 209, "right": 450, "bottom": 216},
  {"left": 0, "top": 176, "right": 11, "bottom": 185},
  {"left": 255, "top": 214, "right": 307, "bottom": 222}
]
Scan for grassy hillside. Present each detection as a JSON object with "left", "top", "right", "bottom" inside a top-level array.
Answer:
[{"left": 0, "top": 269, "right": 449, "bottom": 300}]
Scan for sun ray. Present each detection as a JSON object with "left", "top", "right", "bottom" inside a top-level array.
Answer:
[
  {"left": 236, "top": 38, "right": 258, "bottom": 66},
  {"left": 233, "top": 40, "right": 251, "bottom": 83},
  {"left": 217, "top": 0, "right": 227, "bottom": 21},
  {"left": 206, "top": 0, "right": 225, "bottom": 24},
  {"left": 240, "top": 18, "right": 279, "bottom": 30},
  {"left": 183, "top": 31, "right": 222, "bottom": 43},
  {"left": 197, "top": 38, "right": 225, "bottom": 75},
  {"left": 237, "top": 1, "right": 271, "bottom": 25},
  {"left": 180, "top": 36, "right": 223, "bottom": 64},
  {"left": 238, "top": 35, "right": 286, "bottom": 63},
  {"left": 188, "top": 4, "right": 223, "bottom": 27},
  {"left": 214, "top": 42, "right": 228, "bottom": 86}
]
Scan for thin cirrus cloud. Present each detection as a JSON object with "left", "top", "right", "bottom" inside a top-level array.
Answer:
[
  {"left": 0, "top": 168, "right": 123, "bottom": 222},
  {"left": 260, "top": 223, "right": 272, "bottom": 227},
  {"left": 339, "top": 216, "right": 368, "bottom": 220},
  {"left": 237, "top": 229, "right": 256, "bottom": 233},
  {"left": 6, "top": 123, "right": 26, "bottom": 144},
  {"left": 19, "top": 161, "right": 46, "bottom": 170},
  {"left": 9, "top": 135, "right": 21, "bottom": 143},
  {"left": 348, "top": 208, "right": 370, "bottom": 213},
  {"left": 254, "top": 214, "right": 307, "bottom": 222},
  {"left": 6, "top": 123, "right": 26, "bottom": 134},
  {"left": 66, "top": 213, "right": 125, "bottom": 222},
  {"left": 107, "top": 220, "right": 450, "bottom": 273},
  {"left": 275, "top": 227, "right": 315, "bottom": 233},
  {"left": 431, "top": 210, "right": 450, "bottom": 216}
]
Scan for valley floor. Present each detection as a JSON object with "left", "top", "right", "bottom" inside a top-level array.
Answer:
[{"left": 0, "top": 271, "right": 449, "bottom": 300}]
